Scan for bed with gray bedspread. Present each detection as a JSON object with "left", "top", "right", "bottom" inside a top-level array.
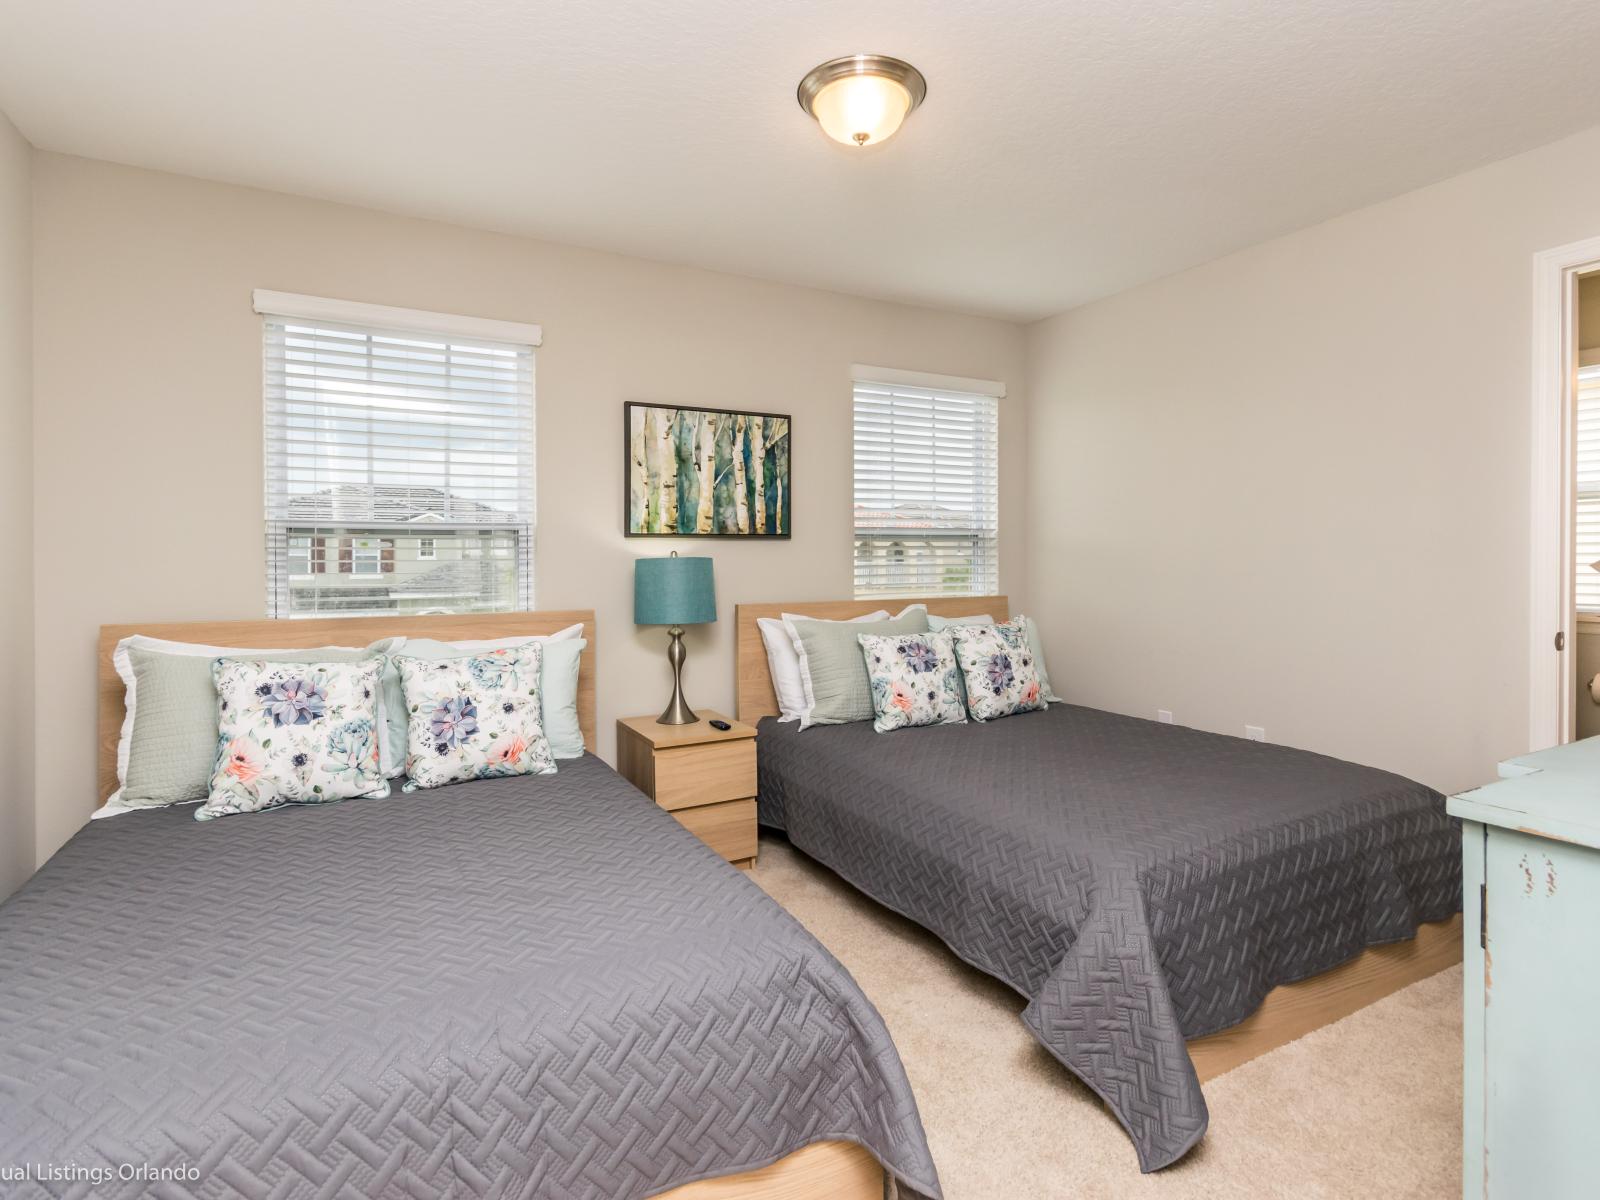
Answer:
[
  {"left": 0, "top": 755, "right": 940, "bottom": 1199},
  {"left": 757, "top": 704, "right": 1461, "bottom": 1172}
]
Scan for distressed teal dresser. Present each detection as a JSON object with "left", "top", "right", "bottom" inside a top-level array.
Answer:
[{"left": 1449, "top": 738, "right": 1600, "bottom": 1200}]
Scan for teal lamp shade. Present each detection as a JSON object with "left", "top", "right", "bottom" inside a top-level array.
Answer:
[{"left": 634, "top": 554, "right": 717, "bottom": 627}]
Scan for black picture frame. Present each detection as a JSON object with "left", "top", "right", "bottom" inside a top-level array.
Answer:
[{"left": 623, "top": 402, "right": 792, "bottom": 538}]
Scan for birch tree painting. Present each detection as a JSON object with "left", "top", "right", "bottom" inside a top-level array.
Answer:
[{"left": 626, "top": 403, "right": 790, "bottom": 536}]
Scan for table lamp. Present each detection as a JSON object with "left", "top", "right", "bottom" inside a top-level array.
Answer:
[{"left": 634, "top": 551, "right": 717, "bottom": 724}]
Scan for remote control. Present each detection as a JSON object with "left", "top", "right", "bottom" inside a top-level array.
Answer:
[{"left": 709, "top": 719, "right": 731, "bottom": 731}]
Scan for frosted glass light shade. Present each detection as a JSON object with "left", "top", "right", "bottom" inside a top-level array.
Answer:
[
  {"left": 811, "top": 75, "right": 912, "bottom": 147},
  {"left": 798, "top": 56, "right": 927, "bottom": 148}
]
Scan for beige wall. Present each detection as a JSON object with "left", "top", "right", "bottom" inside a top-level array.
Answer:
[
  {"left": 1025, "top": 123, "right": 1600, "bottom": 797},
  {"left": 0, "top": 114, "right": 33, "bottom": 899},
  {"left": 30, "top": 153, "right": 1028, "bottom": 867}
]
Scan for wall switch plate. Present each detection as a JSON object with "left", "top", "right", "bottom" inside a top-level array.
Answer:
[
  {"left": 1157, "top": 709, "right": 1174, "bottom": 724},
  {"left": 1245, "top": 725, "right": 1266, "bottom": 742}
]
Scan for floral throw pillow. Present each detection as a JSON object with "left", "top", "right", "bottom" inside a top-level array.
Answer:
[
  {"left": 198, "top": 658, "right": 390, "bottom": 820},
  {"left": 394, "top": 645, "right": 557, "bottom": 791},
  {"left": 950, "top": 621, "right": 1047, "bottom": 722},
  {"left": 857, "top": 629, "right": 967, "bottom": 733}
]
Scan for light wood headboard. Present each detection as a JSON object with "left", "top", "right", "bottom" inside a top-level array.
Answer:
[
  {"left": 734, "top": 596, "right": 1008, "bottom": 724},
  {"left": 98, "top": 610, "right": 597, "bottom": 802}
]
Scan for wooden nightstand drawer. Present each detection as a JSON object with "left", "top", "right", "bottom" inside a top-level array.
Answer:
[
  {"left": 672, "top": 798, "right": 757, "bottom": 863},
  {"left": 653, "top": 740, "right": 756, "bottom": 811}
]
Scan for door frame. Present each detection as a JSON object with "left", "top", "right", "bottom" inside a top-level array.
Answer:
[{"left": 1530, "top": 235, "right": 1600, "bottom": 751}]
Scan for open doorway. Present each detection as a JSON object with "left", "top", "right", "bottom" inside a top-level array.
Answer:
[
  {"left": 1531, "top": 237, "right": 1600, "bottom": 752},
  {"left": 1574, "top": 274, "right": 1600, "bottom": 739}
]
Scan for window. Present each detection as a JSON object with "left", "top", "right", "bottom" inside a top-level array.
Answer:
[
  {"left": 1577, "top": 364, "right": 1600, "bottom": 611},
  {"left": 853, "top": 370, "right": 1000, "bottom": 598},
  {"left": 351, "top": 538, "right": 383, "bottom": 576},
  {"left": 287, "top": 536, "right": 312, "bottom": 576},
  {"left": 259, "top": 292, "right": 539, "bottom": 618}
]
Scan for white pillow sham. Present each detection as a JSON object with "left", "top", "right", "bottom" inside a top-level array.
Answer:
[
  {"left": 927, "top": 613, "right": 995, "bottom": 630},
  {"left": 389, "top": 623, "right": 584, "bottom": 654},
  {"left": 758, "top": 610, "right": 887, "bottom": 722}
]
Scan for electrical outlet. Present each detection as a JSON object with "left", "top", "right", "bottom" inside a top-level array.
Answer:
[
  {"left": 1157, "top": 709, "right": 1174, "bottom": 724},
  {"left": 1245, "top": 725, "right": 1266, "bottom": 742}
]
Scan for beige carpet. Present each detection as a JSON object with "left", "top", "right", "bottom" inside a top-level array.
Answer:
[{"left": 751, "top": 834, "right": 1461, "bottom": 1199}]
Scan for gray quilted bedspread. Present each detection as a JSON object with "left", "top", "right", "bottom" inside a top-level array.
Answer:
[
  {"left": 757, "top": 705, "right": 1461, "bottom": 1172},
  {"left": 0, "top": 755, "right": 940, "bottom": 1199}
]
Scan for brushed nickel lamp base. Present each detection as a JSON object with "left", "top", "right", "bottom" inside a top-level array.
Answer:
[{"left": 657, "top": 626, "right": 699, "bottom": 725}]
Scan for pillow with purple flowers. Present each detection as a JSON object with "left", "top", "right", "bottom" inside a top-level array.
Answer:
[
  {"left": 949, "top": 621, "right": 1047, "bottom": 722},
  {"left": 394, "top": 645, "right": 557, "bottom": 791},
  {"left": 856, "top": 629, "right": 967, "bottom": 733},
  {"left": 197, "top": 657, "right": 389, "bottom": 820}
]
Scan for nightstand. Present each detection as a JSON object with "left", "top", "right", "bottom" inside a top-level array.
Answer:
[{"left": 616, "top": 711, "right": 758, "bottom": 869}]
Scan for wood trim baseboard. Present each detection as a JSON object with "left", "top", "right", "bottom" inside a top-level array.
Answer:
[
  {"left": 97, "top": 610, "right": 596, "bottom": 800},
  {"left": 733, "top": 596, "right": 1009, "bottom": 724},
  {"left": 1187, "top": 913, "right": 1463, "bottom": 1082},
  {"left": 652, "top": 1140, "right": 883, "bottom": 1200}
]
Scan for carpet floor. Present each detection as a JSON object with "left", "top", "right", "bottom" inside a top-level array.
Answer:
[{"left": 750, "top": 833, "right": 1461, "bottom": 1200}]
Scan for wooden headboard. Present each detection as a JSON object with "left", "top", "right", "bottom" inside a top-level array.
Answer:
[
  {"left": 97, "top": 610, "right": 597, "bottom": 802},
  {"left": 734, "top": 596, "right": 1009, "bottom": 724}
]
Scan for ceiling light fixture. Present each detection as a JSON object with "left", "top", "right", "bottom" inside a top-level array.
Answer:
[{"left": 797, "top": 55, "right": 927, "bottom": 148}]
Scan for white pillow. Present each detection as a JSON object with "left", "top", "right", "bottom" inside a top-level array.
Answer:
[
  {"left": 389, "top": 623, "right": 584, "bottom": 654},
  {"left": 758, "top": 611, "right": 887, "bottom": 722},
  {"left": 100, "top": 633, "right": 369, "bottom": 819},
  {"left": 783, "top": 604, "right": 927, "bottom": 726},
  {"left": 927, "top": 613, "right": 995, "bottom": 630}
]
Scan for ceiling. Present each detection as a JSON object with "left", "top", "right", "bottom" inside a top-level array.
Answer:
[{"left": 3, "top": 0, "right": 1599, "bottom": 322}]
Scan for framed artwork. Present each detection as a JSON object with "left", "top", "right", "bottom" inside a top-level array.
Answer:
[{"left": 625, "top": 402, "right": 791, "bottom": 537}]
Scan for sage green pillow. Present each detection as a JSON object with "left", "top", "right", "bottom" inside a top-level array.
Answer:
[
  {"left": 120, "top": 643, "right": 380, "bottom": 809},
  {"left": 790, "top": 607, "right": 930, "bottom": 726}
]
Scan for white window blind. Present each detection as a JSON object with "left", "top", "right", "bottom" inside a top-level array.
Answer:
[
  {"left": 1577, "top": 364, "right": 1600, "bottom": 612},
  {"left": 853, "top": 379, "right": 999, "bottom": 598},
  {"left": 263, "top": 312, "right": 535, "bottom": 618}
]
